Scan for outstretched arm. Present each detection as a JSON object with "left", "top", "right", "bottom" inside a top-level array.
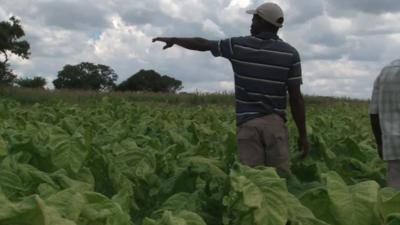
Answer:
[
  {"left": 152, "top": 37, "right": 213, "bottom": 51},
  {"left": 288, "top": 84, "right": 309, "bottom": 159}
]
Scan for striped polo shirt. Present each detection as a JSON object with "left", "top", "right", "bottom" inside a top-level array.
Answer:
[{"left": 209, "top": 32, "right": 302, "bottom": 125}]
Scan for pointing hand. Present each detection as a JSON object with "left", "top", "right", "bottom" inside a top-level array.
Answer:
[{"left": 152, "top": 37, "right": 175, "bottom": 50}]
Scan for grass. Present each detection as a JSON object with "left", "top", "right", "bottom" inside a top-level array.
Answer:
[
  {"left": 0, "top": 86, "right": 368, "bottom": 107},
  {"left": 0, "top": 86, "right": 235, "bottom": 105}
]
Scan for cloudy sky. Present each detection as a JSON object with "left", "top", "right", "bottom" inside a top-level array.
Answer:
[{"left": 1, "top": 0, "right": 400, "bottom": 99}]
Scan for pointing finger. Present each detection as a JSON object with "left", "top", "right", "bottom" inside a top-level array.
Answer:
[{"left": 163, "top": 44, "right": 171, "bottom": 50}]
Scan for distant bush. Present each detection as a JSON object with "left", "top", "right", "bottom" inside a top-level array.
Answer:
[
  {"left": 16, "top": 76, "right": 46, "bottom": 89},
  {"left": 116, "top": 69, "right": 183, "bottom": 93},
  {"left": 53, "top": 62, "right": 118, "bottom": 91}
]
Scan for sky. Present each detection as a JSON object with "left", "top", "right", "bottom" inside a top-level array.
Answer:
[{"left": 1, "top": 0, "right": 400, "bottom": 99}]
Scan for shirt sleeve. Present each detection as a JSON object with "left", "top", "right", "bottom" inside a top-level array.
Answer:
[
  {"left": 287, "top": 49, "right": 302, "bottom": 86},
  {"left": 369, "top": 76, "right": 380, "bottom": 114},
  {"left": 209, "top": 38, "right": 235, "bottom": 59}
]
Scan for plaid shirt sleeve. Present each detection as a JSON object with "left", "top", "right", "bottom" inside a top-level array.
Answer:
[{"left": 369, "top": 76, "right": 380, "bottom": 114}]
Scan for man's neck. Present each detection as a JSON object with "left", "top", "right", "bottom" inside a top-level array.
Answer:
[
  {"left": 253, "top": 29, "right": 277, "bottom": 36},
  {"left": 252, "top": 30, "right": 278, "bottom": 37}
]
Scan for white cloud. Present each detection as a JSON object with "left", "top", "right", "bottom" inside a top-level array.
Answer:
[
  {"left": 328, "top": 17, "right": 352, "bottom": 34},
  {"left": 154, "top": 0, "right": 209, "bottom": 23},
  {"left": 302, "top": 59, "right": 379, "bottom": 98},
  {"left": 0, "top": 7, "right": 8, "bottom": 20},
  {"left": 1, "top": 0, "right": 400, "bottom": 99},
  {"left": 8, "top": 54, "right": 32, "bottom": 67},
  {"left": 326, "top": 0, "right": 400, "bottom": 15},
  {"left": 388, "top": 33, "right": 400, "bottom": 45},
  {"left": 202, "top": 19, "right": 225, "bottom": 38},
  {"left": 219, "top": 81, "right": 234, "bottom": 91},
  {"left": 92, "top": 16, "right": 154, "bottom": 61},
  {"left": 159, "top": 0, "right": 183, "bottom": 20},
  {"left": 273, "top": 0, "right": 324, "bottom": 25},
  {"left": 219, "top": 0, "right": 252, "bottom": 26}
]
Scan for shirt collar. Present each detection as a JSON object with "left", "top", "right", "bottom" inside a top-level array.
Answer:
[{"left": 254, "top": 31, "right": 280, "bottom": 40}]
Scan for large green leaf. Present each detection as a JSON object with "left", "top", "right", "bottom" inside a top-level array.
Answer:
[
  {"left": 152, "top": 192, "right": 203, "bottom": 218},
  {"left": 287, "top": 193, "right": 331, "bottom": 225},
  {"left": 378, "top": 188, "right": 400, "bottom": 221},
  {"left": 224, "top": 164, "right": 288, "bottom": 225},
  {"left": 45, "top": 188, "right": 85, "bottom": 221},
  {"left": 111, "top": 185, "right": 135, "bottom": 215},
  {"left": 0, "top": 160, "right": 57, "bottom": 199},
  {"left": 80, "top": 192, "right": 133, "bottom": 225},
  {"left": 48, "top": 127, "right": 89, "bottom": 173},
  {"left": 323, "top": 172, "right": 380, "bottom": 225},
  {"left": 298, "top": 187, "right": 336, "bottom": 224},
  {"left": 386, "top": 213, "right": 400, "bottom": 225},
  {"left": 0, "top": 170, "right": 26, "bottom": 198},
  {"left": 144, "top": 210, "right": 206, "bottom": 225},
  {"left": 0, "top": 192, "right": 76, "bottom": 225},
  {"left": 0, "top": 137, "right": 7, "bottom": 157}
]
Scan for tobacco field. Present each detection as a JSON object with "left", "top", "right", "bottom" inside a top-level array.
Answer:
[{"left": 0, "top": 97, "right": 399, "bottom": 225}]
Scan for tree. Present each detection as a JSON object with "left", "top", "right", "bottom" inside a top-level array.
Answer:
[
  {"left": 117, "top": 69, "right": 183, "bottom": 93},
  {"left": 16, "top": 76, "right": 47, "bottom": 89},
  {"left": 53, "top": 62, "right": 118, "bottom": 91},
  {"left": 0, "top": 16, "right": 30, "bottom": 85},
  {"left": 0, "top": 62, "right": 16, "bottom": 85}
]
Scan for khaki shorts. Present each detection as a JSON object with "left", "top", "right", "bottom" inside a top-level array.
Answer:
[
  {"left": 387, "top": 160, "right": 400, "bottom": 190},
  {"left": 237, "top": 114, "right": 290, "bottom": 174}
]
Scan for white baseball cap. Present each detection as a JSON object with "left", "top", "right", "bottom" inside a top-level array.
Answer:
[{"left": 246, "top": 2, "right": 284, "bottom": 28}]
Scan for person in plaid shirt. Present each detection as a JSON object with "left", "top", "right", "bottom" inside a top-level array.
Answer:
[{"left": 370, "top": 59, "right": 400, "bottom": 190}]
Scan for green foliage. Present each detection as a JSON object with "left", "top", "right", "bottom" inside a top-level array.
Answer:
[
  {"left": 0, "top": 86, "right": 235, "bottom": 105},
  {"left": 224, "top": 164, "right": 329, "bottom": 225},
  {"left": 0, "top": 16, "right": 30, "bottom": 85},
  {"left": 16, "top": 76, "right": 47, "bottom": 89},
  {"left": 305, "top": 172, "right": 380, "bottom": 225},
  {"left": 0, "top": 62, "right": 16, "bottom": 86},
  {"left": 117, "top": 69, "right": 183, "bottom": 93},
  {"left": 0, "top": 98, "right": 399, "bottom": 225},
  {"left": 53, "top": 62, "right": 118, "bottom": 91}
]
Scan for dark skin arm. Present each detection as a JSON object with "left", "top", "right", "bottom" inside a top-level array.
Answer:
[
  {"left": 370, "top": 114, "right": 383, "bottom": 159},
  {"left": 288, "top": 84, "right": 309, "bottom": 159},
  {"left": 152, "top": 37, "right": 212, "bottom": 51}
]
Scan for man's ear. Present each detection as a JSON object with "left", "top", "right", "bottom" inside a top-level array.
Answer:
[{"left": 276, "top": 17, "right": 284, "bottom": 25}]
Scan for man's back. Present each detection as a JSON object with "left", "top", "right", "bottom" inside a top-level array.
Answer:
[{"left": 210, "top": 32, "right": 302, "bottom": 125}]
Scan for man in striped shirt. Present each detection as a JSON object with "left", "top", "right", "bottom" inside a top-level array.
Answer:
[
  {"left": 370, "top": 59, "right": 400, "bottom": 190},
  {"left": 153, "top": 2, "right": 309, "bottom": 174}
]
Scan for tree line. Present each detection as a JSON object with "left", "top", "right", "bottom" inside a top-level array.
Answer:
[{"left": 0, "top": 17, "right": 183, "bottom": 93}]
